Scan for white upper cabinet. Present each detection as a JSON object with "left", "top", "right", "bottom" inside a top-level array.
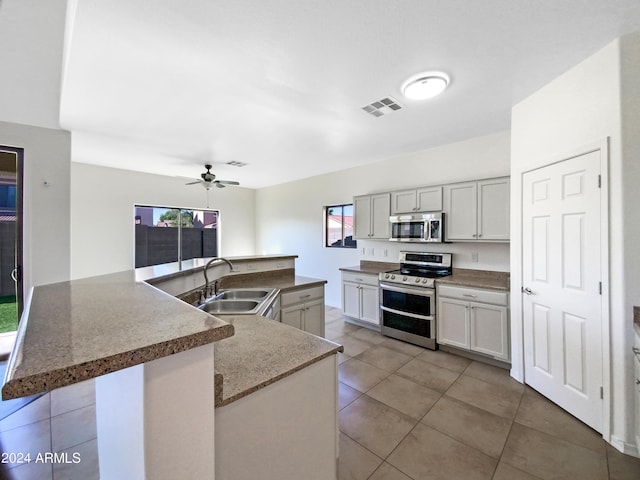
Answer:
[
  {"left": 353, "top": 193, "right": 391, "bottom": 239},
  {"left": 391, "top": 186, "right": 442, "bottom": 214},
  {"left": 477, "top": 178, "right": 510, "bottom": 240},
  {"left": 443, "top": 177, "right": 509, "bottom": 241}
]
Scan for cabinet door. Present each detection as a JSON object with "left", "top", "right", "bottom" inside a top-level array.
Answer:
[
  {"left": 469, "top": 303, "right": 509, "bottom": 361},
  {"left": 443, "top": 182, "right": 477, "bottom": 240},
  {"left": 391, "top": 189, "right": 417, "bottom": 214},
  {"left": 281, "top": 304, "right": 304, "bottom": 330},
  {"left": 359, "top": 284, "right": 380, "bottom": 326},
  {"left": 303, "top": 299, "right": 324, "bottom": 337},
  {"left": 353, "top": 195, "right": 372, "bottom": 239},
  {"left": 437, "top": 297, "right": 470, "bottom": 349},
  {"left": 342, "top": 282, "right": 361, "bottom": 319},
  {"left": 370, "top": 193, "right": 391, "bottom": 239},
  {"left": 416, "top": 186, "right": 443, "bottom": 212},
  {"left": 478, "top": 178, "right": 510, "bottom": 241}
]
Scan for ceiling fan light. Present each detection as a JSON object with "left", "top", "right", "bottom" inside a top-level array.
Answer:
[{"left": 402, "top": 72, "right": 449, "bottom": 100}]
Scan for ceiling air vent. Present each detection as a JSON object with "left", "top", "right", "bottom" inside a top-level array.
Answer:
[{"left": 361, "top": 97, "right": 403, "bottom": 117}]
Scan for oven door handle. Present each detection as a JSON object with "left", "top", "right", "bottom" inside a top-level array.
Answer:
[
  {"left": 380, "top": 305, "right": 434, "bottom": 321},
  {"left": 379, "top": 283, "right": 435, "bottom": 297}
]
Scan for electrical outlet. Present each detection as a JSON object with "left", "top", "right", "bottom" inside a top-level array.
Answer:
[
  {"left": 383, "top": 249, "right": 388, "bottom": 257},
  {"left": 361, "top": 247, "right": 365, "bottom": 255},
  {"left": 368, "top": 248, "right": 375, "bottom": 256},
  {"left": 471, "top": 252, "right": 479, "bottom": 262}
]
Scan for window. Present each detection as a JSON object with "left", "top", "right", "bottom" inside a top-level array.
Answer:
[
  {"left": 325, "top": 204, "right": 357, "bottom": 248},
  {"left": 134, "top": 205, "right": 219, "bottom": 268}
]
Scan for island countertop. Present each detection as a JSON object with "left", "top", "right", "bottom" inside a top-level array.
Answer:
[
  {"left": 214, "top": 315, "right": 342, "bottom": 407},
  {"left": 2, "top": 270, "right": 234, "bottom": 400}
]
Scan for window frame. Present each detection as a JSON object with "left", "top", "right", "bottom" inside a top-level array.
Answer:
[{"left": 324, "top": 203, "right": 357, "bottom": 249}]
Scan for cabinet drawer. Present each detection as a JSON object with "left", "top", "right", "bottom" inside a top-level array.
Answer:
[
  {"left": 342, "top": 271, "right": 379, "bottom": 287},
  {"left": 281, "top": 286, "right": 325, "bottom": 306},
  {"left": 437, "top": 285, "right": 508, "bottom": 306}
]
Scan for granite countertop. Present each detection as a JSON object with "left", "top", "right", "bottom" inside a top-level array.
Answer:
[
  {"left": 2, "top": 271, "right": 234, "bottom": 400},
  {"left": 436, "top": 268, "right": 510, "bottom": 291},
  {"left": 339, "top": 262, "right": 509, "bottom": 291},
  {"left": 218, "top": 270, "right": 327, "bottom": 292},
  {"left": 136, "top": 254, "right": 298, "bottom": 284},
  {"left": 214, "top": 316, "right": 342, "bottom": 407},
  {"left": 3, "top": 255, "right": 336, "bottom": 408}
]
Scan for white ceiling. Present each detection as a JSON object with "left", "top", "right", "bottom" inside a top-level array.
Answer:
[{"left": 55, "top": 0, "right": 640, "bottom": 188}]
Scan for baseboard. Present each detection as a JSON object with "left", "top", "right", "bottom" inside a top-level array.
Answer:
[{"left": 609, "top": 434, "right": 640, "bottom": 458}]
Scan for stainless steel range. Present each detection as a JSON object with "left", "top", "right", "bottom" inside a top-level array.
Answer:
[{"left": 379, "top": 251, "right": 452, "bottom": 350}]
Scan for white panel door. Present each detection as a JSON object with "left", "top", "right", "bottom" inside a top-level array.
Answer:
[{"left": 522, "top": 151, "right": 602, "bottom": 432}]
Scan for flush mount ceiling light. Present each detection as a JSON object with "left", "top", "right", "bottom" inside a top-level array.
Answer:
[{"left": 401, "top": 72, "right": 450, "bottom": 100}]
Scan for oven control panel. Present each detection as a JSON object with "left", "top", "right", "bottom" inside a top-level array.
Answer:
[{"left": 380, "top": 273, "right": 435, "bottom": 287}]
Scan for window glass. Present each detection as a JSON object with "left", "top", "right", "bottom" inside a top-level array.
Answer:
[{"left": 134, "top": 206, "right": 219, "bottom": 268}]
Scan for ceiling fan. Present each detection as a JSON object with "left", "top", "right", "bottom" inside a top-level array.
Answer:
[{"left": 185, "top": 164, "right": 240, "bottom": 190}]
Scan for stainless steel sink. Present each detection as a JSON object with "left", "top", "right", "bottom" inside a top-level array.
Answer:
[
  {"left": 197, "top": 287, "right": 278, "bottom": 315},
  {"left": 199, "top": 300, "right": 260, "bottom": 314},
  {"left": 215, "top": 289, "right": 270, "bottom": 300}
]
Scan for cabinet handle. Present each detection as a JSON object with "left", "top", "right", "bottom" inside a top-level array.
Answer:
[
  {"left": 633, "top": 347, "right": 640, "bottom": 359},
  {"left": 472, "top": 234, "right": 477, "bottom": 238},
  {"left": 462, "top": 294, "right": 477, "bottom": 298},
  {"left": 300, "top": 294, "right": 311, "bottom": 299},
  {"left": 478, "top": 234, "right": 482, "bottom": 238}
]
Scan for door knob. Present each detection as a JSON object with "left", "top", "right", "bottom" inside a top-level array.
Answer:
[{"left": 522, "top": 287, "right": 534, "bottom": 295}]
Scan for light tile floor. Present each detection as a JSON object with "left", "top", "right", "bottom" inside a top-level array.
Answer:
[
  {"left": 0, "top": 378, "right": 98, "bottom": 480},
  {"left": 1, "top": 307, "right": 639, "bottom": 480},
  {"left": 324, "top": 305, "right": 640, "bottom": 480}
]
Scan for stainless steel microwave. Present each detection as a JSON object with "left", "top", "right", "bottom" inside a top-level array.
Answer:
[{"left": 389, "top": 213, "right": 444, "bottom": 243}]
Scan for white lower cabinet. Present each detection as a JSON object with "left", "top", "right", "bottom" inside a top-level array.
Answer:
[
  {"left": 341, "top": 271, "right": 380, "bottom": 328},
  {"left": 437, "top": 284, "right": 510, "bottom": 362},
  {"left": 280, "top": 285, "right": 325, "bottom": 337}
]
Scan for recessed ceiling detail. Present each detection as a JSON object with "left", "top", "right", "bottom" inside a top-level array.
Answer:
[{"left": 361, "top": 97, "right": 403, "bottom": 117}]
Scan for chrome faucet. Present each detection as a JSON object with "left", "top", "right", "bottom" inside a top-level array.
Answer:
[{"left": 203, "top": 257, "right": 234, "bottom": 300}]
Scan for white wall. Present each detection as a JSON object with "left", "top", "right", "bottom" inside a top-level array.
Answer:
[
  {"left": 256, "top": 131, "right": 511, "bottom": 307},
  {"left": 511, "top": 35, "right": 640, "bottom": 453},
  {"left": 0, "top": 0, "right": 68, "bottom": 129},
  {"left": 0, "top": 121, "right": 71, "bottom": 292},
  {"left": 70, "top": 163, "right": 256, "bottom": 280}
]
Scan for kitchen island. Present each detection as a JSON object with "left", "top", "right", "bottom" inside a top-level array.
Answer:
[{"left": 2, "top": 256, "right": 342, "bottom": 480}]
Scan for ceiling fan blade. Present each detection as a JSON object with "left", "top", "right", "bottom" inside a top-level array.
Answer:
[
  {"left": 185, "top": 180, "right": 202, "bottom": 185},
  {"left": 215, "top": 182, "right": 226, "bottom": 188},
  {"left": 216, "top": 180, "right": 240, "bottom": 186}
]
